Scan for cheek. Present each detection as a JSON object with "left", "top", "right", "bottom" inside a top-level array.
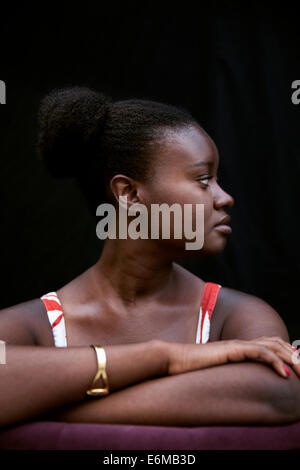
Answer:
[
  {"left": 203, "top": 200, "right": 214, "bottom": 233},
  {"left": 149, "top": 178, "right": 206, "bottom": 205},
  {"left": 189, "top": 199, "right": 213, "bottom": 235},
  {"left": 147, "top": 180, "right": 214, "bottom": 236},
  {"left": 147, "top": 179, "right": 178, "bottom": 205}
]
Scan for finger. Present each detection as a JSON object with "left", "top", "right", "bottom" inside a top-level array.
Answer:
[
  {"left": 227, "top": 343, "right": 289, "bottom": 378},
  {"left": 272, "top": 337, "right": 297, "bottom": 356},
  {"left": 252, "top": 338, "right": 298, "bottom": 367},
  {"left": 254, "top": 336, "right": 296, "bottom": 356},
  {"left": 257, "top": 344, "right": 300, "bottom": 378},
  {"left": 246, "top": 344, "right": 290, "bottom": 378}
]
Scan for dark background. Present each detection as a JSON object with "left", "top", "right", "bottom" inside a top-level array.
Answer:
[{"left": 0, "top": 2, "right": 299, "bottom": 338}]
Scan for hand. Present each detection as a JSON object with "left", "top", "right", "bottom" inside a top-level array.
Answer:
[
  {"left": 165, "top": 336, "right": 300, "bottom": 379},
  {"left": 246, "top": 336, "right": 300, "bottom": 378}
]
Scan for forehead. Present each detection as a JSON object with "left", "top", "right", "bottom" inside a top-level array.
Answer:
[{"left": 154, "top": 125, "right": 219, "bottom": 174}]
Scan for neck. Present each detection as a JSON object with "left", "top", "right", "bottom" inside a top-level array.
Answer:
[{"left": 91, "top": 238, "right": 176, "bottom": 305}]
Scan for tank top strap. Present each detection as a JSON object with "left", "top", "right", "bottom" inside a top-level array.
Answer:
[
  {"left": 196, "top": 282, "right": 222, "bottom": 344},
  {"left": 40, "top": 292, "right": 67, "bottom": 347},
  {"left": 201, "top": 282, "right": 222, "bottom": 322}
]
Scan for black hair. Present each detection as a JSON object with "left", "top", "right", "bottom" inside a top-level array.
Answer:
[{"left": 37, "top": 86, "right": 197, "bottom": 213}]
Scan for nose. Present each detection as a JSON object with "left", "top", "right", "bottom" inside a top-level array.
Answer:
[{"left": 213, "top": 183, "right": 235, "bottom": 211}]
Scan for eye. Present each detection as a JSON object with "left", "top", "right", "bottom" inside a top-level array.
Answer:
[{"left": 196, "top": 176, "right": 213, "bottom": 187}]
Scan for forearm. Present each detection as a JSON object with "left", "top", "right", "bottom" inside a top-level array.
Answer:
[
  {"left": 52, "top": 361, "right": 297, "bottom": 426},
  {"left": 0, "top": 340, "right": 167, "bottom": 427}
]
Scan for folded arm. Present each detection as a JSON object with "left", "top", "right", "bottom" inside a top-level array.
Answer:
[
  {"left": 48, "top": 359, "right": 297, "bottom": 426},
  {"left": 48, "top": 288, "right": 300, "bottom": 427},
  {"left": 219, "top": 287, "right": 300, "bottom": 406}
]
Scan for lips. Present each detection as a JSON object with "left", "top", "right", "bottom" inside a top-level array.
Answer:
[{"left": 215, "top": 215, "right": 231, "bottom": 226}]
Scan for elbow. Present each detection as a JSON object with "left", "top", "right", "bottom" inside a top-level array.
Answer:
[
  {"left": 270, "top": 369, "right": 300, "bottom": 424},
  {"left": 286, "top": 370, "right": 300, "bottom": 423}
]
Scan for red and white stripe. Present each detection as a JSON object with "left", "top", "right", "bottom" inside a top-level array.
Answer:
[
  {"left": 196, "top": 283, "right": 222, "bottom": 344},
  {"left": 41, "top": 283, "right": 221, "bottom": 348},
  {"left": 40, "top": 292, "right": 67, "bottom": 347},
  {"left": 196, "top": 306, "right": 211, "bottom": 344}
]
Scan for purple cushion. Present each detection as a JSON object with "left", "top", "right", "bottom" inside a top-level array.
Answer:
[{"left": 1, "top": 420, "right": 300, "bottom": 450}]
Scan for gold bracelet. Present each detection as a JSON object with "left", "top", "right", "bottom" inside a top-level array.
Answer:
[{"left": 86, "top": 345, "right": 110, "bottom": 397}]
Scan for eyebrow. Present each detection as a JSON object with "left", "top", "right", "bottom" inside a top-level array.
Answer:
[{"left": 186, "top": 161, "right": 214, "bottom": 168}]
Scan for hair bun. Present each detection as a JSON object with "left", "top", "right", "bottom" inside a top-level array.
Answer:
[{"left": 37, "top": 86, "right": 112, "bottom": 178}]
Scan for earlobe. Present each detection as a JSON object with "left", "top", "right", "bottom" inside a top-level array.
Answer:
[
  {"left": 131, "top": 191, "right": 140, "bottom": 203},
  {"left": 123, "top": 188, "right": 142, "bottom": 207}
]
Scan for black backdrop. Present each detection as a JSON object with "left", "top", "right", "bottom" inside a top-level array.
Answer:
[{"left": 0, "top": 2, "right": 299, "bottom": 339}]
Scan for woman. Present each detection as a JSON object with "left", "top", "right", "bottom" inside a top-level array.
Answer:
[{"left": 0, "top": 87, "right": 299, "bottom": 428}]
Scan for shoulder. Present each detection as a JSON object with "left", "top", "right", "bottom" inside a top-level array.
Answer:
[
  {"left": 217, "top": 286, "right": 290, "bottom": 342},
  {"left": 0, "top": 297, "right": 54, "bottom": 346},
  {"left": 218, "top": 286, "right": 282, "bottom": 317}
]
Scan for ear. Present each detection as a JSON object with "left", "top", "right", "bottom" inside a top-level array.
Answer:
[{"left": 109, "top": 174, "right": 141, "bottom": 207}]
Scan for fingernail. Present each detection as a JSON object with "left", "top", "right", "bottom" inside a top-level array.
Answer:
[{"left": 284, "top": 365, "right": 290, "bottom": 376}]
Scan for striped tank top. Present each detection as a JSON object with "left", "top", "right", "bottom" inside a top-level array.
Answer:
[{"left": 40, "top": 282, "right": 221, "bottom": 347}]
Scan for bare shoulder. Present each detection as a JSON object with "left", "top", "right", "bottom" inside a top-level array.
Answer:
[
  {"left": 172, "top": 265, "right": 288, "bottom": 341},
  {"left": 0, "top": 298, "right": 54, "bottom": 346},
  {"left": 217, "top": 286, "right": 290, "bottom": 342},
  {"left": 218, "top": 286, "right": 283, "bottom": 317}
]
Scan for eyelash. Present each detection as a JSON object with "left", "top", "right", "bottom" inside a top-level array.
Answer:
[{"left": 196, "top": 176, "right": 215, "bottom": 187}]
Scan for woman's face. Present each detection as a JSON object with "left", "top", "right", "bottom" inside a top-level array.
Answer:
[{"left": 143, "top": 124, "right": 235, "bottom": 256}]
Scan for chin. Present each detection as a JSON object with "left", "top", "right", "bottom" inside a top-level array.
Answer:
[{"left": 160, "top": 234, "right": 228, "bottom": 258}]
